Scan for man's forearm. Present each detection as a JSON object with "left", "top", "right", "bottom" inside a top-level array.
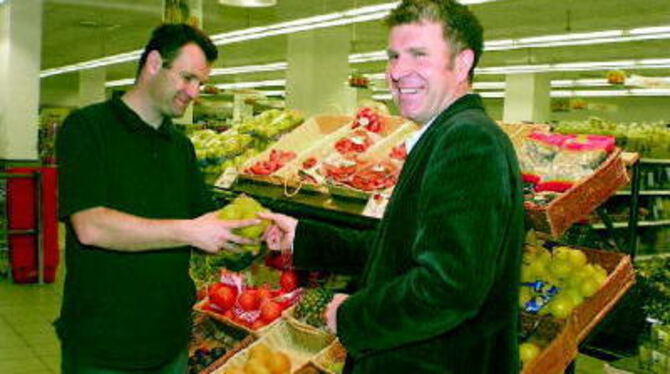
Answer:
[{"left": 71, "top": 207, "right": 192, "bottom": 252}]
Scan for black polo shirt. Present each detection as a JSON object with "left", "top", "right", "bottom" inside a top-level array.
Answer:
[{"left": 55, "top": 97, "right": 214, "bottom": 369}]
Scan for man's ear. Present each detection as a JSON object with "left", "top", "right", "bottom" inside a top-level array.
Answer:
[
  {"left": 454, "top": 49, "right": 475, "bottom": 83},
  {"left": 145, "top": 50, "right": 163, "bottom": 76}
]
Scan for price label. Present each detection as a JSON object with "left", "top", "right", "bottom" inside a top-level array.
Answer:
[
  {"left": 362, "top": 193, "right": 389, "bottom": 218},
  {"left": 215, "top": 167, "right": 239, "bottom": 189}
]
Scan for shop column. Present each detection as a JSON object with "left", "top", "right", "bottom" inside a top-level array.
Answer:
[
  {"left": 0, "top": 0, "right": 42, "bottom": 160},
  {"left": 285, "top": 26, "right": 353, "bottom": 117},
  {"left": 164, "top": 0, "right": 202, "bottom": 125},
  {"left": 502, "top": 73, "right": 551, "bottom": 123},
  {"left": 79, "top": 69, "right": 106, "bottom": 107}
]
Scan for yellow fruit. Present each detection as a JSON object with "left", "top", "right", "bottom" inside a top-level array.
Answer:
[
  {"left": 249, "top": 344, "right": 272, "bottom": 363},
  {"left": 217, "top": 195, "right": 271, "bottom": 239},
  {"left": 266, "top": 352, "right": 291, "bottom": 374},
  {"left": 218, "top": 205, "right": 238, "bottom": 220},
  {"left": 521, "top": 265, "right": 535, "bottom": 282},
  {"left": 580, "top": 278, "right": 601, "bottom": 298},
  {"left": 549, "top": 259, "right": 572, "bottom": 278},
  {"left": 553, "top": 246, "right": 572, "bottom": 261},
  {"left": 528, "top": 260, "right": 548, "bottom": 279},
  {"left": 549, "top": 294, "right": 576, "bottom": 319},
  {"left": 567, "top": 249, "right": 587, "bottom": 269},
  {"left": 519, "top": 342, "right": 541, "bottom": 363},
  {"left": 244, "top": 358, "right": 271, "bottom": 374},
  {"left": 563, "top": 288, "right": 584, "bottom": 307},
  {"left": 225, "top": 368, "right": 245, "bottom": 374}
]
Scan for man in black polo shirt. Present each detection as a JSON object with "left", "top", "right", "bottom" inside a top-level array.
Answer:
[{"left": 55, "top": 24, "right": 256, "bottom": 373}]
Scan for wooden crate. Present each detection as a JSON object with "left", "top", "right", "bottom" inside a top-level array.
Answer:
[
  {"left": 498, "top": 122, "right": 551, "bottom": 153},
  {"left": 525, "top": 148, "right": 630, "bottom": 238},
  {"left": 211, "top": 321, "right": 335, "bottom": 374},
  {"left": 523, "top": 247, "right": 636, "bottom": 374},
  {"left": 194, "top": 298, "right": 280, "bottom": 337}
]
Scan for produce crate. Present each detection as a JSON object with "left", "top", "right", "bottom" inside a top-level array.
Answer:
[
  {"left": 525, "top": 148, "right": 630, "bottom": 238},
  {"left": 312, "top": 340, "right": 347, "bottom": 374},
  {"left": 190, "top": 313, "right": 256, "bottom": 374},
  {"left": 211, "top": 320, "right": 335, "bottom": 374},
  {"left": 523, "top": 247, "right": 636, "bottom": 374},
  {"left": 239, "top": 115, "right": 353, "bottom": 184},
  {"left": 571, "top": 248, "right": 636, "bottom": 341},
  {"left": 282, "top": 305, "right": 335, "bottom": 342},
  {"left": 193, "top": 298, "right": 281, "bottom": 337},
  {"left": 498, "top": 122, "right": 551, "bottom": 153},
  {"left": 521, "top": 314, "right": 576, "bottom": 374},
  {"left": 198, "top": 335, "right": 256, "bottom": 374}
]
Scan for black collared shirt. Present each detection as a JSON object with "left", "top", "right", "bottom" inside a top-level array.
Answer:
[{"left": 56, "top": 96, "right": 214, "bottom": 368}]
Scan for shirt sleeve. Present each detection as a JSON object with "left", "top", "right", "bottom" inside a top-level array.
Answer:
[
  {"left": 293, "top": 219, "right": 375, "bottom": 275},
  {"left": 336, "top": 120, "right": 518, "bottom": 357},
  {"left": 56, "top": 110, "right": 109, "bottom": 220}
]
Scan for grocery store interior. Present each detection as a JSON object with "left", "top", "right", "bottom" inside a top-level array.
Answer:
[{"left": 0, "top": 0, "right": 669, "bottom": 373}]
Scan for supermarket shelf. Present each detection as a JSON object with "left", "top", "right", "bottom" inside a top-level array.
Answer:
[
  {"left": 639, "top": 158, "right": 670, "bottom": 165},
  {"left": 635, "top": 252, "right": 670, "bottom": 262},
  {"left": 592, "top": 219, "right": 670, "bottom": 229},
  {"left": 615, "top": 190, "right": 670, "bottom": 196}
]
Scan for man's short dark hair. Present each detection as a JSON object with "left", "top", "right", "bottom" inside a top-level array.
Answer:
[
  {"left": 387, "top": 0, "right": 484, "bottom": 82},
  {"left": 137, "top": 23, "right": 218, "bottom": 78}
]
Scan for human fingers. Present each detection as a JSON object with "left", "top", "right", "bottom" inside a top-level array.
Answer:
[{"left": 223, "top": 218, "right": 261, "bottom": 229}]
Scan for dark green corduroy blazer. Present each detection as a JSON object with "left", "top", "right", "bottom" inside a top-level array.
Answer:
[{"left": 295, "top": 94, "right": 525, "bottom": 374}]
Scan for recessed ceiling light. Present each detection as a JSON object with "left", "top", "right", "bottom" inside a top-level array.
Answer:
[{"left": 218, "top": 0, "right": 277, "bottom": 7}]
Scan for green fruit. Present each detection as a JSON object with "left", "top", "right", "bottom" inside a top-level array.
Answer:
[
  {"left": 240, "top": 244, "right": 261, "bottom": 255},
  {"left": 519, "top": 342, "right": 541, "bottom": 363},
  {"left": 549, "top": 259, "right": 572, "bottom": 278},
  {"left": 567, "top": 249, "right": 588, "bottom": 269},
  {"left": 217, "top": 205, "right": 237, "bottom": 220},
  {"left": 563, "top": 288, "right": 584, "bottom": 307},
  {"left": 580, "top": 278, "right": 601, "bottom": 298},
  {"left": 217, "top": 196, "right": 271, "bottom": 239},
  {"left": 548, "top": 294, "right": 576, "bottom": 319}
]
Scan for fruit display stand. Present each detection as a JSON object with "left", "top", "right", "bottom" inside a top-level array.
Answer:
[
  {"left": 236, "top": 114, "right": 417, "bottom": 200},
  {"left": 522, "top": 247, "right": 636, "bottom": 374},
  {"left": 204, "top": 123, "right": 641, "bottom": 374},
  {"left": 525, "top": 147, "right": 631, "bottom": 238},
  {"left": 211, "top": 320, "right": 335, "bottom": 374},
  {"left": 194, "top": 298, "right": 282, "bottom": 338}
]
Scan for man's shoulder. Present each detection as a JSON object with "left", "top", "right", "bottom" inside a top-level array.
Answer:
[{"left": 64, "top": 100, "right": 114, "bottom": 128}]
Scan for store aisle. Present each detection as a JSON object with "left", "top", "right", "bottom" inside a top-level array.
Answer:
[{"left": 0, "top": 269, "right": 62, "bottom": 374}]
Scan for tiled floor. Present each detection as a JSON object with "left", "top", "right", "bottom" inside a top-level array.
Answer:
[{"left": 0, "top": 269, "right": 63, "bottom": 374}]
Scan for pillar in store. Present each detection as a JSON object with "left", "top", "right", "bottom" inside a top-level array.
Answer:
[
  {"left": 79, "top": 68, "right": 107, "bottom": 107},
  {"left": 0, "top": 0, "right": 42, "bottom": 160},
  {"left": 164, "top": 0, "right": 202, "bottom": 125},
  {"left": 502, "top": 73, "right": 551, "bottom": 123},
  {"left": 286, "top": 26, "right": 353, "bottom": 117},
  {"left": 233, "top": 92, "right": 254, "bottom": 124}
]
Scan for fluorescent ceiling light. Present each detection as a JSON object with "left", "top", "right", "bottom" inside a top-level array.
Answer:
[
  {"left": 214, "top": 79, "right": 286, "bottom": 90},
  {"left": 257, "top": 90, "right": 285, "bottom": 97},
  {"left": 372, "top": 88, "right": 670, "bottom": 101},
  {"left": 106, "top": 78, "right": 135, "bottom": 88},
  {"left": 218, "top": 0, "right": 276, "bottom": 7},
  {"left": 211, "top": 62, "right": 287, "bottom": 76},
  {"left": 519, "top": 30, "right": 623, "bottom": 44},
  {"left": 105, "top": 58, "right": 670, "bottom": 88},
  {"left": 475, "top": 58, "right": 670, "bottom": 75},
  {"left": 38, "top": 0, "right": 503, "bottom": 78}
]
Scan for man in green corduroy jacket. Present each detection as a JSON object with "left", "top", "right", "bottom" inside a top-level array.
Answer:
[{"left": 262, "top": 1, "right": 525, "bottom": 373}]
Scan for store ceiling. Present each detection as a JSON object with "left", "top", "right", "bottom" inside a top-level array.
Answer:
[{"left": 40, "top": 0, "right": 670, "bottom": 93}]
